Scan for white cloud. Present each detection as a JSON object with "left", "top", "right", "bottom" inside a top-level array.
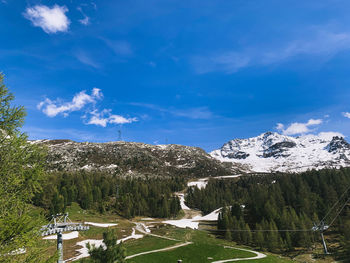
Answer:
[
  {"left": 109, "top": 115, "right": 137, "bottom": 124},
  {"left": 92, "top": 88, "right": 103, "bottom": 99},
  {"left": 38, "top": 89, "right": 137, "bottom": 127},
  {"left": 87, "top": 109, "right": 137, "bottom": 127},
  {"left": 342, "top": 112, "right": 350, "bottom": 119},
  {"left": 306, "top": 119, "right": 322, "bottom": 125},
  {"left": 318, "top": 132, "right": 344, "bottom": 140},
  {"left": 37, "top": 88, "right": 102, "bottom": 117},
  {"left": 79, "top": 16, "right": 90, "bottom": 25},
  {"left": 24, "top": 5, "right": 70, "bottom": 34},
  {"left": 276, "top": 123, "right": 284, "bottom": 130},
  {"left": 276, "top": 118, "right": 323, "bottom": 135}
]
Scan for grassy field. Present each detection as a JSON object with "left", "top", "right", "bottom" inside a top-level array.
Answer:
[
  {"left": 124, "top": 235, "right": 178, "bottom": 256},
  {"left": 126, "top": 228, "right": 294, "bottom": 263}
]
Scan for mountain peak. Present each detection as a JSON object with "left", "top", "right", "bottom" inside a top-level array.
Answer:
[{"left": 211, "top": 132, "right": 350, "bottom": 173}]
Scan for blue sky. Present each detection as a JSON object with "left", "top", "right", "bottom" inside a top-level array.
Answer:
[{"left": 1, "top": 0, "right": 350, "bottom": 151}]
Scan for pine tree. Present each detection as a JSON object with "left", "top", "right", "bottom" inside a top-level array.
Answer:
[
  {"left": 86, "top": 229, "right": 126, "bottom": 263},
  {"left": 242, "top": 223, "right": 252, "bottom": 245},
  {"left": 266, "top": 220, "right": 279, "bottom": 252},
  {"left": 0, "top": 73, "right": 54, "bottom": 263},
  {"left": 254, "top": 223, "right": 265, "bottom": 250},
  {"left": 224, "top": 230, "right": 232, "bottom": 241}
]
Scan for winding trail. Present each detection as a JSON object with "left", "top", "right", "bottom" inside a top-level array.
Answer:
[
  {"left": 126, "top": 241, "right": 193, "bottom": 260},
  {"left": 211, "top": 246, "right": 266, "bottom": 263}
]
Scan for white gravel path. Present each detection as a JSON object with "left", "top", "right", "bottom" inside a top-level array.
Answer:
[
  {"left": 126, "top": 241, "right": 193, "bottom": 259},
  {"left": 211, "top": 246, "right": 266, "bottom": 262}
]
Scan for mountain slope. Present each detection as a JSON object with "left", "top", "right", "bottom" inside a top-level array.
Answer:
[
  {"left": 210, "top": 132, "right": 350, "bottom": 173},
  {"left": 33, "top": 140, "right": 236, "bottom": 178}
]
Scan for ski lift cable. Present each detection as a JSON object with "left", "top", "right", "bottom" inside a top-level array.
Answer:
[
  {"left": 319, "top": 183, "right": 350, "bottom": 224},
  {"left": 201, "top": 228, "right": 311, "bottom": 232},
  {"left": 327, "top": 195, "right": 350, "bottom": 229}
]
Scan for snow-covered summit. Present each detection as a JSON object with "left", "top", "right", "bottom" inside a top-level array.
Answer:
[{"left": 210, "top": 132, "right": 350, "bottom": 173}]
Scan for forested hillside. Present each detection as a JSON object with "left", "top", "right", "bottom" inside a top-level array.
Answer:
[
  {"left": 186, "top": 168, "right": 350, "bottom": 258},
  {"left": 34, "top": 172, "right": 184, "bottom": 219}
]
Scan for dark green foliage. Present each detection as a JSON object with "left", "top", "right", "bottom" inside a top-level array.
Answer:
[
  {"left": 83, "top": 229, "right": 126, "bottom": 263},
  {"left": 0, "top": 73, "right": 55, "bottom": 263},
  {"left": 186, "top": 169, "right": 350, "bottom": 253},
  {"left": 35, "top": 172, "right": 184, "bottom": 219}
]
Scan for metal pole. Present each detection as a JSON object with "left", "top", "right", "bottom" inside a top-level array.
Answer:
[
  {"left": 57, "top": 232, "right": 63, "bottom": 263},
  {"left": 320, "top": 232, "right": 328, "bottom": 254}
]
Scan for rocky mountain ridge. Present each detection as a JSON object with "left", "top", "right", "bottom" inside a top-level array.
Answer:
[
  {"left": 210, "top": 132, "right": 350, "bottom": 173},
  {"left": 33, "top": 139, "right": 236, "bottom": 178}
]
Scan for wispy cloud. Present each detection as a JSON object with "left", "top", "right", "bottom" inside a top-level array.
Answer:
[
  {"left": 276, "top": 118, "right": 323, "bottom": 135},
  {"left": 192, "top": 52, "right": 250, "bottom": 74},
  {"left": 23, "top": 5, "right": 70, "bottom": 34},
  {"left": 192, "top": 28, "right": 350, "bottom": 74},
  {"left": 130, "top": 103, "right": 213, "bottom": 119},
  {"left": 77, "top": 6, "right": 90, "bottom": 25},
  {"left": 75, "top": 51, "right": 100, "bottom": 68},
  {"left": 342, "top": 112, "right": 350, "bottom": 119},
  {"left": 171, "top": 107, "right": 213, "bottom": 119},
  {"left": 102, "top": 38, "right": 133, "bottom": 56}
]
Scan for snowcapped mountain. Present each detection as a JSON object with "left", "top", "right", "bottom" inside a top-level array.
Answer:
[{"left": 210, "top": 132, "right": 350, "bottom": 173}]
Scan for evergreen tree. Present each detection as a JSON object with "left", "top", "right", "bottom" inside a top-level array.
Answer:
[
  {"left": 266, "top": 220, "right": 279, "bottom": 252},
  {"left": 254, "top": 224, "right": 265, "bottom": 250},
  {"left": 0, "top": 74, "right": 54, "bottom": 263},
  {"left": 224, "top": 230, "right": 232, "bottom": 241},
  {"left": 86, "top": 229, "right": 126, "bottom": 263}
]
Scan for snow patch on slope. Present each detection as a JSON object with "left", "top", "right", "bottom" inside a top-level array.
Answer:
[
  {"left": 84, "top": 222, "right": 118, "bottom": 227},
  {"left": 162, "top": 207, "right": 222, "bottom": 229}
]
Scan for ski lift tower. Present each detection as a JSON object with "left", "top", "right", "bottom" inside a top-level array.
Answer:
[
  {"left": 312, "top": 221, "right": 330, "bottom": 254},
  {"left": 41, "top": 213, "right": 90, "bottom": 263}
]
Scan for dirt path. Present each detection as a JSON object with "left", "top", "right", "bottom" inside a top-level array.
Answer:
[
  {"left": 126, "top": 241, "right": 193, "bottom": 260},
  {"left": 211, "top": 246, "right": 266, "bottom": 263}
]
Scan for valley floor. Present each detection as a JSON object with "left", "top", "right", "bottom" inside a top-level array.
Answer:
[{"left": 38, "top": 203, "right": 295, "bottom": 263}]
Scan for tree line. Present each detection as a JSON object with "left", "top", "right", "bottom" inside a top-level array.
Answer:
[
  {"left": 186, "top": 169, "right": 350, "bottom": 258},
  {"left": 34, "top": 171, "right": 185, "bottom": 219}
]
